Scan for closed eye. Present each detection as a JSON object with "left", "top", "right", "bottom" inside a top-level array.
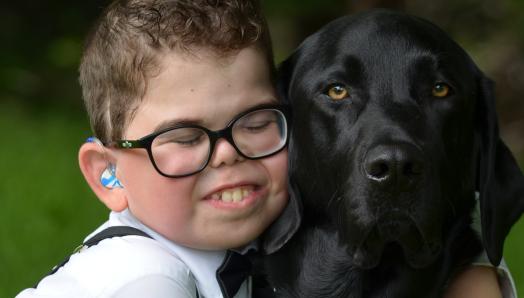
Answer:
[
  {"left": 156, "top": 128, "right": 207, "bottom": 147},
  {"left": 172, "top": 135, "right": 206, "bottom": 146},
  {"left": 241, "top": 120, "right": 273, "bottom": 133}
]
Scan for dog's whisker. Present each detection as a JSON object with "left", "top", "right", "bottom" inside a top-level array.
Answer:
[{"left": 326, "top": 190, "right": 342, "bottom": 210}]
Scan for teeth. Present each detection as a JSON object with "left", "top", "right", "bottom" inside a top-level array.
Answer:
[
  {"left": 222, "top": 191, "right": 233, "bottom": 202},
  {"left": 212, "top": 187, "right": 253, "bottom": 203},
  {"left": 232, "top": 189, "right": 242, "bottom": 202}
]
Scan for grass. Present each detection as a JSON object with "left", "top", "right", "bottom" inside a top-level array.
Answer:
[
  {"left": 504, "top": 218, "right": 524, "bottom": 294},
  {"left": 1, "top": 100, "right": 523, "bottom": 297},
  {"left": 0, "top": 100, "right": 107, "bottom": 297}
]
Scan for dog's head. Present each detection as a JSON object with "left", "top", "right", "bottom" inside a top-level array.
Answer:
[{"left": 263, "top": 10, "right": 524, "bottom": 269}]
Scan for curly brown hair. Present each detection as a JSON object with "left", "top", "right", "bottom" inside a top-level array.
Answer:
[{"left": 79, "top": 0, "right": 273, "bottom": 143}]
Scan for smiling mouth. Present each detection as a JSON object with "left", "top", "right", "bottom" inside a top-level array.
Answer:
[{"left": 209, "top": 186, "right": 256, "bottom": 203}]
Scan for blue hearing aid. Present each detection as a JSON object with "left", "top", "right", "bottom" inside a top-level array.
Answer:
[
  {"left": 86, "top": 136, "right": 100, "bottom": 144},
  {"left": 100, "top": 164, "right": 124, "bottom": 189},
  {"left": 86, "top": 137, "right": 124, "bottom": 189}
]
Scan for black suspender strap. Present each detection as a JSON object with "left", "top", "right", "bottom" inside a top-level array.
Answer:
[
  {"left": 82, "top": 226, "right": 152, "bottom": 247},
  {"left": 44, "top": 226, "right": 152, "bottom": 277},
  {"left": 38, "top": 226, "right": 202, "bottom": 297}
]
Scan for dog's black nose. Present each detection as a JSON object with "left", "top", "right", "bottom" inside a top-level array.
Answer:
[{"left": 364, "top": 143, "right": 424, "bottom": 190}]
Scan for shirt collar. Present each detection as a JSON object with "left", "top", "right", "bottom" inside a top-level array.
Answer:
[{"left": 104, "top": 210, "right": 251, "bottom": 298}]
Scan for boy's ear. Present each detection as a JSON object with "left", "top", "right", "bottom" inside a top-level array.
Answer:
[{"left": 78, "top": 142, "right": 128, "bottom": 212}]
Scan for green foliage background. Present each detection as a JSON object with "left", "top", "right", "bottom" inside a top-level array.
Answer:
[{"left": 1, "top": 0, "right": 523, "bottom": 297}]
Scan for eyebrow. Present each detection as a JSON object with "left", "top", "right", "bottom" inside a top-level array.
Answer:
[
  {"left": 153, "top": 118, "right": 205, "bottom": 134},
  {"left": 151, "top": 101, "right": 280, "bottom": 134}
]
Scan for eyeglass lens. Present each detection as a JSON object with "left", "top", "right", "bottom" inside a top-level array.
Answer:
[{"left": 149, "top": 109, "right": 287, "bottom": 176}]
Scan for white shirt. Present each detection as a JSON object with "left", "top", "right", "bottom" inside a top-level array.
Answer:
[
  {"left": 470, "top": 195, "right": 517, "bottom": 298},
  {"left": 16, "top": 204, "right": 517, "bottom": 298},
  {"left": 16, "top": 209, "right": 251, "bottom": 298}
]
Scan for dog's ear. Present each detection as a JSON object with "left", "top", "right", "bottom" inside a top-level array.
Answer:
[
  {"left": 261, "top": 178, "right": 303, "bottom": 254},
  {"left": 276, "top": 55, "right": 296, "bottom": 106},
  {"left": 260, "top": 56, "right": 303, "bottom": 255},
  {"left": 476, "top": 76, "right": 524, "bottom": 266}
]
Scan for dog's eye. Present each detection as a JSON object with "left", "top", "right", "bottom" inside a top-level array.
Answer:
[
  {"left": 432, "top": 83, "right": 451, "bottom": 98},
  {"left": 327, "top": 84, "right": 350, "bottom": 101}
]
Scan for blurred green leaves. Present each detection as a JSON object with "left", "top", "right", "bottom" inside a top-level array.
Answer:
[
  {"left": 263, "top": 0, "right": 348, "bottom": 17},
  {"left": 0, "top": 100, "right": 106, "bottom": 297},
  {"left": 46, "top": 37, "right": 83, "bottom": 69}
]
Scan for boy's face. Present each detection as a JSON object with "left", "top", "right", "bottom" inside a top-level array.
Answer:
[{"left": 114, "top": 47, "right": 288, "bottom": 249}]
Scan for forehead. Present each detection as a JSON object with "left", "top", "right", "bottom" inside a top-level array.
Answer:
[
  {"left": 124, "top": 46, "right": 276, "bottom": 138},
  {"left": 298, "top": 12, "right": 474, "bottom": 76}
]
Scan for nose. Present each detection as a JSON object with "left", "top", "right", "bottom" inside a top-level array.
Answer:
[
  {"left": 209, "top": 138, "right": 245, "bottom": 168},
  {"left": 363, "top": 143, "right": 425, "bottom": 190}
]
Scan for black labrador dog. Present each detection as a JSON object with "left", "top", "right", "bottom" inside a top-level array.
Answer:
[{"left": 258, "top": 10, "right": 524, "bottom": 298}]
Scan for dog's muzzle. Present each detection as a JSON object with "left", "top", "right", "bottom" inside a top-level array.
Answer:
[
  {"left": 347, "top": 142, "right": 441, "bottom": 269},
  {"left": 363, "top": 143, "right": 425, "bottom": 192},
  {"left": 351, "top": 210, "right": 442, "bottom": 269}
]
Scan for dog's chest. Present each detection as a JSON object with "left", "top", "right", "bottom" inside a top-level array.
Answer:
[{"left": 264, "top": 221, "right": 481, "bottom": 298}]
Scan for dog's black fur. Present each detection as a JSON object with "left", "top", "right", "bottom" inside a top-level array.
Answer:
[{"left": 258, "top": 10, "right": 524, "bottom": 298}]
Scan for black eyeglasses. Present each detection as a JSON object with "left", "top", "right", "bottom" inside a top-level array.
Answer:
[{"left": 106, "top": 104, "right": 289, "bottom": 178}]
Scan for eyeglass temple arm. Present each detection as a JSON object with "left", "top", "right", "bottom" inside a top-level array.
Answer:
[{"left": 110, "top": 140, "right": 143, "bottom": 149}]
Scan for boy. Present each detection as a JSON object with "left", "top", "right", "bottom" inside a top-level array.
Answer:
[
  {"left": 18, "top": 0, "right": 288, "bottom": 297},
  {"left": 16, "top": 0, "right": 513, "bottom": 297}
]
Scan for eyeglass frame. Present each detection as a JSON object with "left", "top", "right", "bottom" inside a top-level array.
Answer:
[{"left": 104, "top": 104, "right": 291, "bottom": 178}]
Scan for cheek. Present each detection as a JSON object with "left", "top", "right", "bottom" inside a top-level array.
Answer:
[
  {"left": 125, "top": 172, "right": 196, "bottom": 209},
  {"left": 116, "top": 150, "right": 152, "bottom": 178},
  {"left": 264, "top": 149, "right": 288, "bottom": 189},
  {"left": 125, "top": 172, "right": 199, "bottom": 240},
  {"left": 117, "top": 154, "right": 197, "bottom": 219}
]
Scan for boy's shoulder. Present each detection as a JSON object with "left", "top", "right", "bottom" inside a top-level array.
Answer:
[
  {"left": 70, "top": 233, "right": 188, "bottom": 274},
  {"left": 25, "top": 235, "right": 195, "bottom": 298}
]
